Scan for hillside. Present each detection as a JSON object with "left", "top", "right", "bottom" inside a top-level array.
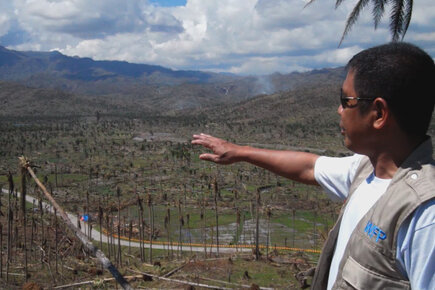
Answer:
[
  {"left": 0, "top": 46, "right": 347, "bottom": 112},
  {"left": 0, "top": 46, "right": 250, "bottom": 110}
]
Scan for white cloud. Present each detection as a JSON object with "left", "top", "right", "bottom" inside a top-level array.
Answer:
[
  {"left": 411, "top": 32, "right": 435, "bottom": 42},
  {"left": 313, "top": 46, "right": 363, "bottom": 64},
  {"left": 0, "top": 14, "right": 10, "bottom": 37},
  {"left": 2, "top": 0, "right": 435, "bottom": 75}
]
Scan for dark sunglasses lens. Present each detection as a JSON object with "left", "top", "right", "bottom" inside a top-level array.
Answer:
[
  {"left": 340, "top": 90, "right": 348, "bottom": 108},
  {"left": 340, "top": 97, "right": 347, "bottom": 108}
]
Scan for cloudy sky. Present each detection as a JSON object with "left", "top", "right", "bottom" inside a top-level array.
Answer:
[{"left": 0, "top": 0, "right": 434, "bottom": 75}]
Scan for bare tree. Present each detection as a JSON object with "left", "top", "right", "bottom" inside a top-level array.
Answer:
[
  {"left": 266, "top": 206, "right": 272, "bottom": 260},
  {"left": 20, "top": 165, "right": 29, "bottom": 280},
  {"left": 6, "top": 172, "right": 14, "bottom": 281},
  {"left": 117, "top": 187, "right": 122, "bottom": 266},
  {"left": 213, "top": 179, "right": 220, "bottom": 257},
  {"left": 255, "top": 188, "right": 261, "bottom": 261},
  {"left": 147, "top": 193, "right": 154, "bottom": 264}
]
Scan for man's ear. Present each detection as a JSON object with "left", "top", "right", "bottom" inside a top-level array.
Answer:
[{"left": 372, "top": 98, "right": 389, "bottom": 129}]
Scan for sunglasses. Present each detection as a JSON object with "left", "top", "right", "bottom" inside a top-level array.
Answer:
[{"left": 340, "top": 89, "right": 374, "bottom": 108}]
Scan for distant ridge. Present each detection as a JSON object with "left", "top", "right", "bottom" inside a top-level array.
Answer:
[
  {"left": 0, "top": 46, "right": 346, "bottom": 112},
  {"left": 0, "top": 45, "right": 215, "bottom": 83}
]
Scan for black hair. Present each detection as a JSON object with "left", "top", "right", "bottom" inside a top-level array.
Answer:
[{"left": 346, "top": 42, "right": 435, "bottom": 138}]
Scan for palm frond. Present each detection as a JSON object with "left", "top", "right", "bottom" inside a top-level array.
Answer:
[
  {"left": 373, "top": 0, "right": 387, "bottom": 29},
  {"left": 303, "top": 0, "right": 317, "bottom": 9},
  {"left": 390, "top": 0, "right": 405, "bottom": 42},
  {"left": 339, "top": 0, "right": 371, "bottom": 46},
  {"left": 401, "top": 0, "right": 413, "bottom": 40},
  {"left": 306, "top": 0, "right": 414, "bottom": 44}
]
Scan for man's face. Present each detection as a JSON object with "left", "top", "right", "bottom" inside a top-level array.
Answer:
[{"left": 338, "top": 70, "right": 375, "bottom": 154}]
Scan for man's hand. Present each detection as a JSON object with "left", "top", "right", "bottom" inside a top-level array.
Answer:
[
  {"left": 191, "top": 133, "right": 242, "bottom": 164},
  {"left": 192, "top": 133, "right": 319, "bottom": 185}
]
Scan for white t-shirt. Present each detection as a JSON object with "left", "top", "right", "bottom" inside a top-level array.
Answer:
[{"left": 314, "top": 154, "right": 435, "bottom": 290}]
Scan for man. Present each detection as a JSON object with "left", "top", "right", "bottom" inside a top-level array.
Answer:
[{"left": 192, "top": 42, "right": 435, "bottom": 289}]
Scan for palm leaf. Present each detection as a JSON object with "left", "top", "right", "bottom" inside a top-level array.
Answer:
[
  {"left": 339, "top": 0, "right": 371, "bottom": 46},
  {"left": 390, "top": 0, "right": 405, "bottom": 42},
  {"left": 306, "top": 0, "right": 414, "bottom": 44},
  {"left": 303, "top": 0, "right": 317, "bottom": 9},
  {"left": 401, "top": 0, "right": 413, "bottom": 40},
  {"left": 373, "top": 0, "right": 387, "bottom": 29}
]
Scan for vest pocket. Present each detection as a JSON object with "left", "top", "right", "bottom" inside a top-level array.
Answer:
[{"left": 340, "top": 256, "right": 410, "bottom": 289}]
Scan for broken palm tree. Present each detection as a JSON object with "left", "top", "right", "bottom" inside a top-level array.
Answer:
[{"left": 19, "top": 156, "right": 132, "bottom": 290}]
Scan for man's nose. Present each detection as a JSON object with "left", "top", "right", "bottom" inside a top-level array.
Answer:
[{"left": 337, "top": 105, "right": 343, "bottom": 115}]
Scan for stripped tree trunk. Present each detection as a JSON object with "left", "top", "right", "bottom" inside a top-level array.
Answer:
[
  {"left": 99, "top": 202, "right": 103, "bottom": 250},
  {"left": 255, "top": 189, "right": 261, "bottom": 261},
  {"left": 19, "top": 157, "right": 132, "bottom": 290},
  {"left": 55, "top": 208, "right": 58, "bottom": 274},
  {"left": 177, "top": 200, "right": 183, "bottom": 258},
  {"left": 128, "top": 220, "right": 132, "bottom": 256},
  {"left": 86, "top": 190, "right": 91, "bottom": 240},
  {"left": 266, "top": 207, "right": 272, "bottom": 260},
  {"left": 0, "top": 185, "right": 4, "bottom": 278},
  {"left": 236, "top": 208, "right": 240, "bottom": 253},
  {"left": 292, "top": 209, "right": 296, "bottom": 248},
  {"left": 313, "top": 207, "right": 317, "bottom": 250},
  {"left": 186, "top": 213, "right": 193, "bottom": 255},
  {"left": 213, "top": 180, "right": 219, "bottom": 257},
  {"left": 117, "top": 187, "right": 122, "bottom": 267},
  {"left": 7, "top": 172, "right": 14, "bottom": 282},
  {"left": 0, "top": 222, "right": 3, "bottom": 278},
  {"left": 31, "top": 200, "right": 35, "bottom": 260},
  {"left": 147, "top": 193, "right": 153, "bottom": 264},
  {"left": 166, "top": 207, "right": 173, "bottom": 259},
  {"left": 135, "top": 190, "right": 144, "bottom": 262},
  {"left": 202, "top": 195, "right": 207, "bottom": 259},
  {"left": 106, "top": 213, "right": 111, "bottom": 259}
]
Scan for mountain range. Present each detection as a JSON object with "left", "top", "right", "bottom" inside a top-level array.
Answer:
[{"left": 0, "top": 45, "right": 346, "bottom": 116}]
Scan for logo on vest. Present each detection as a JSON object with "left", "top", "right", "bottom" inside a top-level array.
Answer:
[{"left": 364, "top": 221, "right": 387, "bottom": 242}]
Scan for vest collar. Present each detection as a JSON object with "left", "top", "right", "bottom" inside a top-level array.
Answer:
[{"left": 390, "top": 137, "right": 433, "bottom": 184}]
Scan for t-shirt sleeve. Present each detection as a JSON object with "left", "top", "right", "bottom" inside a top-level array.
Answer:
[
  {"left": 314, "top": 154, "right": 364, "bottom": 202},
  {"left": 396, "top": 199, "right": 435, "bottom": 290}
]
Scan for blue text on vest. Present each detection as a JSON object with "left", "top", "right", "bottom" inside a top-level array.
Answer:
[{"left": 364, "top": 221, "right": 387, "bottom": 242}]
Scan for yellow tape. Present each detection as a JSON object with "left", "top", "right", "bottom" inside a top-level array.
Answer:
[{"left": 101, "top": 228, "right": 321, "bottom": 254}]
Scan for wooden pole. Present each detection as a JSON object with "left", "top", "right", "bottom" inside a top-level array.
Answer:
[{"left": 19, "top": 157, "right": 132, "bottom": 290}]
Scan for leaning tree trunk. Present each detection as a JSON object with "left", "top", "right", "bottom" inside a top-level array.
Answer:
[{"left": 19, "top": 157, "right": 132, "bottom": 290}]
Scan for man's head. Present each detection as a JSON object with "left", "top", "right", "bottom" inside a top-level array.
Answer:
[{"left": 346, "top": 42, "right": 435, "bottom": 139}]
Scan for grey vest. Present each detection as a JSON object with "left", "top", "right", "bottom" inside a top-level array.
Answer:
[{"left": 312, "top": 139, "right": 435, "bottom": 290}]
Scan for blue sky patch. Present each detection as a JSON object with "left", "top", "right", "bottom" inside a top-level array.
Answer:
[{"left": 149, "top": 0, "right": 187, "bottom": 7}]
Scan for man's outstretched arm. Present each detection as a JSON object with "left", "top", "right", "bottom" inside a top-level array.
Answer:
[{"left": 191, "top": 133, "right": 320, "bottom": 185}]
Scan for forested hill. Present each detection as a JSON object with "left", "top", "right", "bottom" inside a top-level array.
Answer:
[{"left": 0, "top": 45, "right": 346, "bottom": 112}]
